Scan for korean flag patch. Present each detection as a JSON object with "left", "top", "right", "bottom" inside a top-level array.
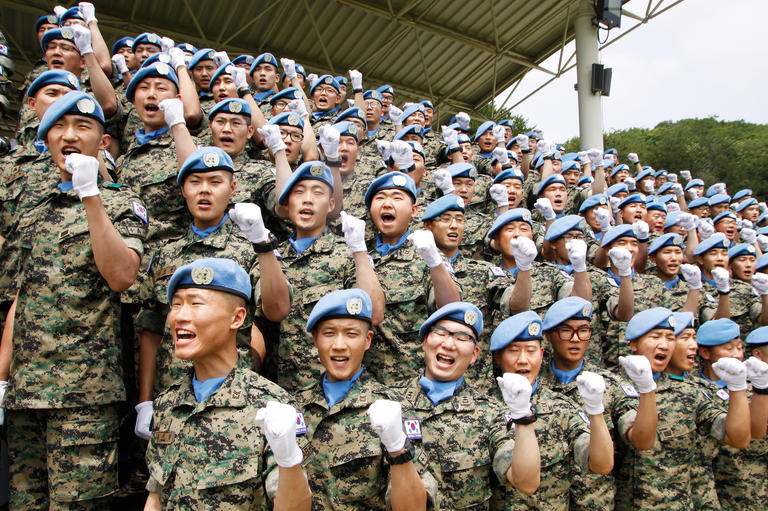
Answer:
[
  {"left": 716, "top": 388, "right": 730, "bottom": 401},
  {"left": 132, "top": 200, "right": 148, "bottom": 224},
  {"left": 403, "top": 419, "right": 422, "bottom": 440},
  {"left": 295, "top": 412, "right": 308, "bottom": 435},
  {"left": 621, "top": 384, "right": 639, "bottom": 397}
]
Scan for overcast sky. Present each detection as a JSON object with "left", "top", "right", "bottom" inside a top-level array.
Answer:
[{"left": 496, "top": 0, "right": 768, "bottom": 144}]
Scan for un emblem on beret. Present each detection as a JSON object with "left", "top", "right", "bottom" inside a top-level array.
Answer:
[
  {"left": 246, "top": 56, "right": 254, "bottom": 64},
  {"left": 346, "top": 298, "right": 363, "bottom": 315},
  {"left": 229, "top": 101, "right": 242, "bottom": 113},
  {"left": 203, "top": 152, "right": 220, "bottom": 167},
  {"left": 264, "top": 55, "right": 272, "bottom": 63},
  {"left": 67, "top": 74, "right": 79, "bottom": 87},
  {"left": 392, "top": 174, "right": 407, "bottom": 187},
  {"left": 287, "top": 114, "right": 300, "bottom": 126},
  {"left": 47, "top": 15, "right": 57, "bottom": 23},
  {"left": 456, "top": 197, "right": 465, "bottom": 208},
  {"left": 191, "top": 267, "right": 214, "bottom": 285},
  {"left": 158, "top": 53, "right": 171, "bottom": 64},
  {"left": 748, "top": 245, "right": 756, "bottom": 253},
  {"left": 309, "top": 164, "right": 325, "bottom": 176},
  {"left": 76, "top": 98, "right": 95, "bottom": 114},
  {"left": 522, "top": 210, "right": 531, "bottom": 222},
  {"left": 528, "top": 322, "right": 541, "bottom": 336},
  {"left": 668, "top": 315, "right": 676, "bottom": 328},
  {"left": 579, "top": 219, "right": 587, "bottom": 230},
  {"left": 673, "top": 235, "right": 682, "bottom": 245},
  {"left": 463, "top": 309, "right": 478, "bottom": 326},
  {"left": 207, "top": 50, "right": 215, "bottom": 59},
  {"left": 61, "top": 28, "right": 74, "bottom": 40},
  {"left": 156, "top": 63, "right": 170, "bottom": 75},
  {"left": 582, "top": 304, "right": 591, "bottom": 317},
  {"left": 599, "top": 197, "right": 607, "bottom": 205},
  {"left": 323, "top": 76, "right": 332, "bottom": 84},
  {"left": 127, "top": 39, "right": 134, "bottom": 47},
  {"left": 225, "top": 65, "right": 234, "bottom": 74},
  {"left": 348, "top": 125, "right": 358, "bottom": 136},
  {"left": 147, "top": 34, "right": 158, "bottom": 43},
  {"left": 632, "top": 224, "right": 639, "bottom": 236}
]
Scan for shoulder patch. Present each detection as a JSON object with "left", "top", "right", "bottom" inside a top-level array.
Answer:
[
  {"left": 295, "top": 412, "right": 308, "bottom": 435},
  {"left": 490, "top": 266, "right": 505, "bottom": 277},
  {"left": 716, "top": 388, "right": 730, "bottom": 401},
  {"left": 621, "top": 384, "right": 639, "bottom": 397},
  {"left": 705, "top": 293, "right": 717, "bottom": 303},
  {"left": 132, "top": 200, "right": 149, "bottom": 224},
  {"left": 443, "top": 260, "right": 455, "bottom": 274},
  {"left": 578, "top": 410, "right": 591, "bottom": 426}
]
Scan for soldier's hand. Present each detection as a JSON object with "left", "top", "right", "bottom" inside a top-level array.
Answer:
[
  {"left": 532, "top": 128, "right": 544, "bottom": 141},
  {"left": 536, "top": 139, "right": 553, "bottom": 158},
  {"left": 752, "top": 273, "right": 768, "bottom": 296},
  {"left": 168, "top": 47, "right": 186, "bottom": 70},
  {"left": 627, "top": 152, "right": 639, "bottom": 164},
  {"left": 66, "top": 153, "right": 100, "bottom": 200},
  {"left": 509, "top": 236, "right": 537, "bottom": 271},
  {"left": 213, "top": 51, "right": 230, "bottom": 68},
  {"left": 667, "top": 202, "right": 680, "bottom": 213},
  {"left": 492, "top": 147, "right": 508, "bottom": 166},
  {"left": 79, "top": 2, "right": 97, "bottom": 25},
  {"left": 687, "top": 188, "right": 699, "bottom": 201},
  {"left": 367, "top": 400, "right": 407, "bottom": 453},
  {"left": 287, "top": 98, "right": 308, "bottom": 118},
  {"left": 587, "top": 148, "right": 602, "bottom": 166},
  {"left": 158, "top": 98, "right": 185, "bottom": 127},
  {"left": 619, "top": 355, "right": 656, "bottom": 394},
  {"left": 0, "top": 380, "right": 6, "bottom": 426},
  {"left": 712, "top": 267, "right": 731, "bottom": 294},
  {"left": 516, "top": 134, "right": 530, "bottom": 151},
  {"left": 595, "top": 207, "right": 612, "bottom": 232},
  {"left": 408, "top": 230, "right": 443, "bottom": 268},
  {"left": 134, "top": 400, "right": 153, "bottom": 440},
  {"left": 112, "top": 54, "right": 129, "bottom": 74},
  {"left": 741, "top": 227, "right": 757, "bottom": 245},
  {"left": 229, "top": 203, "right": 270, "bottom": 244},
  {"left": 745, "top": 357, "right": 768, "bottom": 390},
  {"left": 698, "top": 220, "right": 715, "bottom": 240},
  {"left": 318, "top": 125, "right": 340, "bottom": 160},
  {"left": 760, "top": 202, "right": 768, "bottom": 214},
  {"left": 609, "top": 196, "right": 621, "bottom": 215},
  {"left": 624, "top": 177, "right": 636, "bottom": 191},
  {"left": 671, "top": 183, "right": 684, "bottom": 196},
  {"left": 348, "top": 69, "right": 363, "bottom": 91},
  {"left": 257, "top": 125, "right": 286, "bottom": 153},
  {"left": 713, "top": 182, "right": 726, "bottom": 195},
  {"left": 159, "top": 37, "right": 174, "bottom": 53},
  {"left": 71, "top": 25, "right": 94, "bottom": 55},
  {"left": 280, "top": 58, "right": 296, "bottom": 80},
  {"left": 54, "top": 5, "right": 67, "bottom": 17},
  {"left": 388, "top": 105, "right": 404, "bottom": 126},
  {"left": 643, "top": 180, "right": 655, "bottom": 194},
  {"left": 232, "top": 67, "right": 248, "bottom": 91},
  {"left": 490, "top": 184, "right": 509, "bottom": 208},
  {"left": 608, "top": 247, "right": 632, "bottom": 277},
  {"left": 567, "top": 239, "right": 588, "bottom": 273},
  {"left": 340, "top": 211, "right": 367, "bottom": 254},
  {"left": 668, "top": 173, "right": 679, "bottom": 184},
  {"left": 496, "top": 373, "right": 533, "bottom": 419},
  {"left": 390, "top": 140, "right": 413, "bottom": 171},
  {"left": 680, "top": 264, "right": 703, "bottom": 290},
  {"left": 307, "top": 73, "right": 319, "bottom": 88},
  {"left": 758, "top": 234, "right": 768, "bottom": 253},
  {"left": 433, "top": 169, "right": 454, "bottom": 195},
  {"left": 492, "top": 124, "right": 506, "bottom": 144},
  {"left": 255, "top": 401, "right": 303, "bottom": 468},
  {"left": 677, "top": 212, "right": 697, "bottom": 231},
  {"left": 455, "top": 112, "right": 470, "bottom": 131},
  {"left": 712, "top": 358, "right": 748, "bottom": 392},
  {"left": 632, "top": 220, "right": 650, "bottom": 242},
  {"left": 680, "top": 170, "right": 692, "bottom": 181},
  {"left": 376, "top": 140, "right": 391, "bottom": 163},
  {"left": 534, "top": 197, "right": 556, "bottom": 221},
  {"left": 576, "top": 372, "right": 606, "bottom": 415},
  {"left": 442, "top": 126, "right": 459, "bottom": 150}
]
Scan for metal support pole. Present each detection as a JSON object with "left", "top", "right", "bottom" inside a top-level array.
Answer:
[{"left": 574, "top": 0, "right": 603, "bottom": 150}]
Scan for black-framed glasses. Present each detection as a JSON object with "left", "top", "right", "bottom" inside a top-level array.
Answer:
[
  {"left": 280, "top": 129, "right": 304, "bottom": 142},
  {"left": 553, "top": 325, "right": 593, "bottom": 342},
  {"left": 430, "top": 325, "right": 476, "bottom": 344}
]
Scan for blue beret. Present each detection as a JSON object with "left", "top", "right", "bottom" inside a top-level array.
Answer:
[
  {"left": 407, "top": 141, "right": 425, "bottom": 161},
  {"left": 736, "top": 198, "right": 757, "bottom": 213},
  {"left": 208, "top": 98, "right": 251, "bottom": 120},
  {"left": 684, "top": 178, "right": 704, "bottom": 191},
  {"left": 491, "top": 151, "right": 517, "bottom": 166},
  {"left": 189, "top": 48, "right": 216, "bottom": 70},
  {"left": 525, "top": 130, "right": 535, "bottom": 138},
  {"left": 493, "top": 169, "right": 525, "bottom": 184},
  {"left": 401, "top": 103, "right": 426, "bottom": 123},
  {"left": 536, "top": 174, "right": 567, "bottom": 196},
  {"left": 756, "top": 253, "right": 768, "bottom": 271},
  {"left": 232, "top": 54, "right": 254, "bottom": 66},
  {"left": 209, "top": 63, "right": 236, "bottom": 92},
  {"left": 604, "top": 148, "right": 617, "bottom": 156},
  {"left": 658, "top": 182, "right": 675, "bottom": 195},
  {"left": 420, "top": 99, "right": 434, "bottom": 110},
  {"left": 38, "top": 90, "right": 104, "bottom": 140},
  {"left": 606, "top": 183, "right": 629, "bottom": 197},
  {"left": 40, "top": 28, "right": 76, "bottom": 53},
  {"left": 27, "top": 70, "right": 79, "bottom": 98},
  {"left": 457, "top": 133, "right": 471, "bottom": 144},
  {"left": 544, "top": 214, "right": 586, "bottom": 242},
  {"left": 745, "top": 326, "right": 768, "bottom": 346},
  {"left": 578, "top": 193, "right": 608, "bottom": 213},
  {"left": 364, "top": 171, "right": 417, "bottom": 208},
  {"left": 505, "top": 138, "right": 519, "bottom": 149},
  {"left": 713, "top": 211, "right": 738, "bottom": 224},
  {"left": 126, "top": 62, "right": 179, "bottom": 103},
  {"left": 657, "top": 195, "right": 677, "bottom": 205},
  {"left": 376, "top": 84, "right": 394, "bottom": 96},
  {"left": 473, "top": 121, "right": 495, "bottom": 142},
  {"left": 59, "top": 7, "right": 84, "bottom": 25},
  {"left": 697, "top": 318, "right": 740, "bottom": 346},
  {"left": 111, "top": 36, "right": 134, "bottom": 56},
  {"left": 602, "top": 158, "right": 616, "bottom": 169},
  {"left": 310, "top": 74, "right": 340, "bottom": 96},
  {"left": 364, "top": 90, "right": 383, "bottom": 103},
  {"left": 610, "top": 163, "right": 630, "bottom": 177},
  {"left": 562, "top": 152, "right": 579, "bottom": 162},
  {"left": 167, "top": 257, "right": 252, "bottom": 303},
  {"left": 278, "top": 161, "right": 334, "bottom": 205},
  {"left": 634, "top": 169, "right": 653, "bottom": 182},
  {"left": 626, "top": 307, "right": 675, "bottom": 341},
  {"left": 419, "top": 302, "right": 483, "bottom": 339},
  {"left": 649, "top": 233, "right": 684, "bottom": 255},
  {"left": 758, "top": 226, "right": 768, "bottom": 236},
  {"left": 654, "top": 170, "right": 668, "bottom": 178},
  {"left": 393, "top": 124, "right": 423, "bottom": 141},
  {"left": 249, "top": 52, "right": 278, "bottom": 74},
  {"left": 269, "top": 87, "right": 301, "bottom": 105},
  {"left": 487, "top": 208, "right": 533, "bottom": 239},
  {"left": 727, "top": 243, "right": 757, "bottom": 260},
  {"left": 578, "top": 176, "right": 594, "bottom": 187},
  {"left": 642, "top": 166, "right": 653, "bottom": 171},
  {"left": 446, "top": 162, "right": 477, "bottom": 180},
  {"left": 688, "top": 197, "right": 710, "bottom": 209},
  {"left": 332, "top": 121, "right": 361, "bottom": 140},
  {"left": 306, "top": 288, "right": 373, "bottom": 332},
  {"left": 542, "top": 296, "right": 593, "bottom": 331},
  {"left": 176, "top": 42, "right": 198, "bottom": 54},
  {"left": 618, "top": 193, "right": 644, "bottom": 209},
  {"left": 132, "top": 32, "right": 162, "bottom": 49},
  {"left": 645, "top": 201, "right": 667, "bottom": 213},
  {"left": 334, "top": 76, "right": 348, "bottom": 86},
  {"left": 706, "top": 185, "right": 724, "bottom": 198},
  {"left": 562, "top": 160, "right": 581, "bottom": 173},
  {"left": 490, "top": 311, "right": 543, "bottom": 351},
  {"left": 140, "top": 52, "right": 171, "bottom": 69},
  {"left": 36, "top": 14, "right": 60, "bottom": 33},
  {"left": 693, "top": 232, "right": 729, "bottom": 255},
  {"left": 334, "top": 106, "right": 366, "bottom": 125},
  {"left": 733, "top": 189, "right": 752, "bottom": 201},
  {"left": 268, "top": 112, "right": 304, "bottom": 130},
  {"left": 664, "top": 210, "right": 682, "bottom": 228},
  {"left": 601, "top": 224, "right": 638, "bottom": 248},
  {"left": 280, "top": 63, "right": 306, "bottom": 82},
  {"left": 673, "top": 312, "right": 695, "bottom": 336},
  {"left": 759, "top": 212, "right": 768, "bottom": 225},
  {"left": 422, "top": 194, "right": 465, "bottom": 221},
  {"left": 177, "top": 146, "right": 234, "bottom": 185}
]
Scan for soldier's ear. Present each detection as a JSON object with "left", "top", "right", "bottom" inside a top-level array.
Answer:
[{"left": 629, "top": 339, "right": 638, "bottom": 354}]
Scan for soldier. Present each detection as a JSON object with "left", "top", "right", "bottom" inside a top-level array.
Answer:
[
  {"left": 647, "top": 233, "right": 706, "bottom": 317},
  {"left": 130, "top": 33, "right": 162, "bottom": 67},
  {"left": 187, "top": 48, "right": 219, "bottom": 113},
  {"left": 143, "top": 258, "right": 311, "bottom": 510},
  {"left": 296, "top": 288, "right": 426, "bottom": 510},
  {"left": 709, "top": 193, "right": 731, "bottom": 219},
  {"left": 249, "top": 53, "right": 280, "bottom": 113},
  {"left": 3, "top": 91, "right": 148, "bottom": 509},
  {"left": 20, "top": 14, "right": 60, "bottom": 91},
  {"left": 18, "top": 70, "right": 80, "bottom": 153},
  {"left": 110, "top": 36, "right": 136, "bottom": 88}
]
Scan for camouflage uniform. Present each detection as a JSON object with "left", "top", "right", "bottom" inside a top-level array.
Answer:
[
  {"left": 647, "top": 268, "right": 716, "bottom": 322},
  {"left": 522, "top": 169, "right": 541, "bottom": 210},
  {"left": 296, "top": 369, "right": 394, "bottom": 510},
  {"left": 421, "top": 129, "right": 442, "bottom": 170},
  {"left": 18, "top": 59, "right": 49, "bottom": 96},
  {"left": 5, "top": 180, "right": 147, "bottom": 509},
  {"left": 700, "top": 279, "right": 761, "bottom": 336},
  {"left": 357, "top": 138, "right": 386, "bottom": 176},
  {"left": 566, "top": 185, "right": 590, "bottom": 215},
  {"left": 375, "top": 118, "right": 396, "bottom": 141},
  {"left": 471, "top": 153, "right": 493, "bottom": 178},
  {"left": 198, "top": 91, "right": 215, "bottom": 116},
  {"left": 145, "top": 363, "right": 292, "bottom": 509},
  {"left": 230, "top": 151, "right": 277, "bottom": 207}
]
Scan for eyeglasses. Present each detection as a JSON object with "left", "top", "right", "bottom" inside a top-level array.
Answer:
[
  {"left": 280, "top": 129, "right": 304, "bottom": 142},
  {"left": 430, "top": 325, "right": 476, "bottom": 344},
  {"left": 561, "top": 233, "right": 586, "bottom": 242},
  {"left": 436, "top": 214, "right": 465, "bottom": 225},
  {"left": 314, "top": 86, "right": 337, "bottom": 95},
  {"left": 46, "top": 41, "right": 78, "bottom": 53},
  {"left": 553, "top": 325, "right": 593, "bottom": 342}
]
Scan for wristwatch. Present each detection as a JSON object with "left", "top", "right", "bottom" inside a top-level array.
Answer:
[
  {"left": 508, "top": 406, "right": 537, "bottom": 429},
  {"left": 252, "top": 235, "right": 278, "bottom": 254},
  {"left": 384, "top": 438, "right": 414, "bottom": 465}
]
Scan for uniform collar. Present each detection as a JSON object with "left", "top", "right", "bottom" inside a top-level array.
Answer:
[
  {"left": 375, "top": 230, "right": 411, "bottom": 257},
  {"left": 191, "top": 214, "right": 229, "bottom": 239},
  {"left": 418, "top": 372, "right": 464, "bottom": 406},
  {"left": 322, "top": 366, "right": 365, "bottom": 408},
  {"left": 183, "top": 217, "right": 234, "bottom": 249}
]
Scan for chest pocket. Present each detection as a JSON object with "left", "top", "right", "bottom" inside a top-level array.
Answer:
[
  {"left": 299, "top": 283, "right": 338, "bottom": 308},
  {"left": 193, "top": 455, "right": 265, "bottom": 510},
  {"left": 656, "top": 418, "right": 695, "bottom": 451},
  {"left": 328, "top": 438, "right": 385, "bottom": 503},
  {"left": 438, "top": 448, "right": 492, "bottom": 509}
]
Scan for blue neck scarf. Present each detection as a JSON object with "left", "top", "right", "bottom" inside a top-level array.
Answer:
[
  {"left": 700, "top": 369, "right": 726, "bottom": 389},
  {"left": 553, "top": 261, "right": 574, "bottom": 275},
  {"left": 702, "top": 274, "right": 717, "bottom": 288},
  {"left": 530, "top": 378, "right": 540, "bottom": 396},
  {"left": 505, "top": 266, "right": 519, "bottom": 278},
  {"left": 322, "top": 367, "right": 364, "bottom": 408},
  {"left": 552, "top": 359, "right": 584, "bottom": 385},
  {"left": 253, "top": 90, "right": 275, "bottom": 103},
  {"left": 192, "top": 374, "right": 227, "bottom": 403},
  {"left": 478, "top": 151, "right": 493, "bottom": 159},
  {"left": 33, "top": 138, "right": 48, "bottom": 154},
  {"left": 375, "top": 230, "right": 411, "bottom": 257},
  {"left": 289, "top": 229, "right": 324, "bottom": 255},
  {"left": 419, "top": 373, "right": 464, "bottom": 406},
  {"left": 593, "top": 230, "right": 603, "bottom": 241},
  {"left": 606, "top": 267, "right": 634, "bottom": 287},
  {"left": 669, "top": 371, "right": 687, "bottom": 382},
  {"left": 448, "top": 250, "right": 460, "bottom": 264},
  {"left": 423, "top": 126, "right": 432, "bottom": 134},
  {"left": 311, "top": 106, "right": 340, "bottom": 121},
  {"left": 662, "top": 275, "right": 680, "bottom": 290},
  {"left": 366, "top": 127, "right": 379, "bottom": 139},
  {"left": 191, "top": 214, "right": 228, "bottom": 239},
  {"left": 136, "top": 125, "right": 169, "bottom": 145},
  {"left": 57, "top": 181, "right": 73, "bottom": 192},
  {"left": 652, "top": 372, "right": 661, "bottom": 381}
]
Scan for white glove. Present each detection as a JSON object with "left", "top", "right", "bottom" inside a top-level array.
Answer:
[
  {"left": 587, "top": 148, "right": 602, "bottom": 165},
  {"left": 346, "top": 99, "right": 355, "bottom": 108},
  {"left": 643, "top": 180, "right": 655, "bottom": 193},
  {"left": 609, "top": 196, "right": 621, "bottom": 215},
  {"left": 490, "top": 184, "right": 509, "bottom": 208},
  {"left": 711, "top": 267, "right": 731, "bottom": 294},
  {"left": 408, "top": 230, "right": 443, "bottom": 268},
  {"left": 111, "top": 54, "right": 128, "bottom": 74},
  {"left": 760, "top": 202, "right": 768, "bottom": 214},
  {"left": 578, "top": 151, "right": 589, "bottom": 165},
  {"left": 492, "top": 124, "right": 506, "bottom": 143},
  {"left": 687, "top": 188, "right": 700, "bottom": 201},
  {"left": 567, "top": 239, "right": 588, "bottom": 273},
  {"left": 680, "top": 264, "right": 703, "bottom": 290},
  {"left": 712, "top": 358, "right": 748, "bottom": 392},
  {"left": 66, "top": 154, "right": 100, "bottom": 199},
  {"left": 627, "top": 152, "right": 639, "bottom": 164},
  {"left": 388, "top": 105, "right": 404, "bottom": 126},
  {"left": 745, "top": 357, "right": 768, "bottom": 390},
  {"left": 536, "top": 140, "right": 553, "bottom": 158},
  {"left": 168, "top": 47, "right": 186, "bottom": 70},
  {"left": 493, "top": 147, "right": 509, "bottom": 166},
  {"left": 713, "top": 182, "right": 726, "bottom": 195},
  {"left": 667, "top": 202, "right": 681, "bottom": 213},
  {"left": 318, "top": 125, "right": 340, "bottom": 160},
  {"left": 698, "top": 220, "right": 715, "bottom": 240},
  {"left": 752, "top": 273, "right": 768, "bottom": 296},
  {"left": 307, "top": 73, "right": 319, "bottom": 88},
  {"left": 668, "top": 174, "right": 679, "bottom": 184},
  {"left": 390, "top": 140, "right": 413, "bottom": 170},
  {"left": 255, "top": 401, "right": 303, "bottom": 468},
  {"left": 348, "top": 69, "right": 363, "bottom": 90},
  {"left": 741, "top": 228, "right": 757, "bottom": 245},
  {"left": 742, "top": 219, "right": 753, "bottom": 229},
  {"left": 633, "top": 220, "right": 650, "bottom": 241},
  {"left": 159, "top": 37, "right": 174, "bottom": 53},
  {"left": 0, "top": 380, "right": 6, "bottom": 426},
  {"left": 671, "top": 183, "right": 684, "bottom": 196},
  {"left": 54, "top": 5, "right": 67, "bottom": 17},
  {"left": 184, "top": 55, "right": 192, "bottom": 68},
  {"left": 257, "top": 125, "right": 286, "bottom": 153},
  {"left": 595, "top": 207, "right": 612, "bottom": 232},
  {"left": 402, "top": 102, "right": 416, "bottom": 111},
  {"left": 442, "top": 126, "right": 459, "bottom": 150},
  {"left": 367, "top": 400, "right": 407, "bottom": 452},
  {"left": 619, "top": 355, "right": 656, "bottom": 394},
  {"left": 680, "top": 170, "right": 692, "bottom": 181},
  {"left": 159, "top": 98, "right": 185, "bottom": 128},
  {"left": 287, "top": 98, "right": 308, "bottom": 118},
  {"left": 71, "top": 25, "right": 93, "bottom": 55},
  {"left": 516, "top": 134, "right": 530, "bottom": 151},
  {"left": 576, "top": 372, "right": 606, "bottom": 415},
  {"left": 78, "top": 2, "right": 96, "bottom": 24},
  {"left": 532, "top": 128, "right": 544, "bottom": 140},
  {"left": 456, "top": 112, "right": 470, "bottom": 131},
  {"left": 534, "top": 197, "right": 556, "bottom": 221},
  {"left": 433, "top": 169, "right": 454, "bottom": 195},
  {"left": 608, "top": 247, "right": 632, "bottom": 277},
  {"left": 624, "top": 177, "right": 636, "bottom": 191},
  {"left": 509, "top": 236, "right": 537, "bottom": 271},
  {"left": 280, "top": 58, "right": 296, "bottom": 80},
  {"left": 134, "top": 401, "right": 153, "bottom": 440},
  {"left": 229, "top": 203, "right": 270, "bottom": 244},
  {"left": 231, "top": 67, "right": 248, "bottom": 90},
  {"left": 678, "top": 212, "right": 697, "bottom": 231},
  {"left": 376, "top": 140, "right": 391, "bottom": 162},
  {"left": 340, "top": 211, "right": 367, "bottom": 254},
  {"left": 213, "top": 51, "right": 230, "bottom": 68},
  {"left": 758, "top": 234, "right": 768, "bottom": 253},
  {"left": 496, "top": 373, "right": 533, "bottom": 419}
]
